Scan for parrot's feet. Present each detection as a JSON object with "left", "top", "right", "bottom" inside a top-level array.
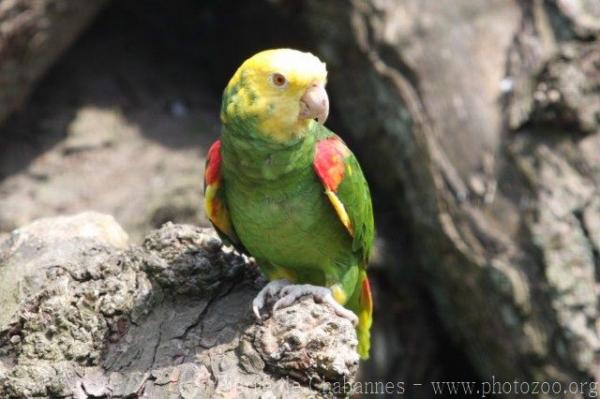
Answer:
[
  {"left": 252, "top": 279, "right": 290, "bottom": 320},
  {"left": 252, "top": 281, "right": 358, "bottom": 326},
  {"left": 274, "top": 284, "right": 358, "bottom": 326}
]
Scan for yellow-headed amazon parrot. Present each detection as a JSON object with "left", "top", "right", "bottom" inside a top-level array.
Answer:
[{"left": 204, "top": 49, "right": 375, "bottom": 359}]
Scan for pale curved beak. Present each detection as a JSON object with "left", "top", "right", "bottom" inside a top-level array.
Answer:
[{"left": 299, "top": 83, "right": 329, "bottom": 124}]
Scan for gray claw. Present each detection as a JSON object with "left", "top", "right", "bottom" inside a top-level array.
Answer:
[{"left": 252, "top": 279, "right": 290, "bottom": 320}]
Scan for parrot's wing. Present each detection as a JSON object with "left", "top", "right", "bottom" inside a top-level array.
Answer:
[
  {"left": 203, "top": 139, "right": 244, "bottom": 250},
  {"left": 313, "top": 132, "right": 375, "bottom": 265}
]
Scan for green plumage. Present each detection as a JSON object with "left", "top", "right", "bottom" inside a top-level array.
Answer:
[
  {"left": 222, "top": 124, "right": 361, "bottom": 278},
  {"left": 208, "top": 48, "right": 375, "bottom": 359},
  {"left": 219, "top": 121, "right": 374, "bottom": 358}
]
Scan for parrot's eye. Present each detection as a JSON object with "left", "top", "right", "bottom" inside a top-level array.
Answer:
[{"left": 270, "top": 73, "right": 288, "bottom": 88}]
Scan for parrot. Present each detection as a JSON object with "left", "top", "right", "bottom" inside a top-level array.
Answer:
[{"left": 203, "top": 48, "right": 374, "bottom": 359}]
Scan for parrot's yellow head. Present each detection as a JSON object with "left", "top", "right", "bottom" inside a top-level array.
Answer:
[{"left": 221, "top": 49, "right": 329, "bottom": 143}]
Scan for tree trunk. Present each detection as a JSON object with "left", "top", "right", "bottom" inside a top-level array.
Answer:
[
  {"left": 0, "top": 0, "right": 109, "bottom": 126},
  {"left": 0, "top": 213, "right": 358, "bottom": 398},
  {"left": 292, "top": 0, "right": 600, "bottom": 391}
]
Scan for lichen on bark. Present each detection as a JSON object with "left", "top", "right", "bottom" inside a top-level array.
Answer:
[{"left": 0, "top": 213, "right": 359, "bottom": 398}]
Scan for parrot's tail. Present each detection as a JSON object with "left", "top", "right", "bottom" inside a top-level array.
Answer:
[{"left": 356, "top": 270, "right": 373, "bottom": 359}]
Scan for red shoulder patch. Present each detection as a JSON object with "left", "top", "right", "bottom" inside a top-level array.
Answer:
[
  {"left": 314, "top": 137, "right": 349, "bottom": 192},
  {"left": 204, "top": 139, "right": 238, "bottom": 242},
  {"left": 205, "top": 140, "right": 222, "bottom": 186}
]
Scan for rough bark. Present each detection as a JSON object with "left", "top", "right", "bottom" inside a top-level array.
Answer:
[
  {"left": 0, "top": 0, "right": 108, "bottom": 126},
  {"left": 0, "top": 213, "right": 359, "bottom": 398},
  {"left": 285, "top": 0, "right": 600, "bottom": 393}
]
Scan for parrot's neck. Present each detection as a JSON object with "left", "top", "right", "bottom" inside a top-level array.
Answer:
[{"left": 221, "top": 123, "right": 316, "bottom": 183}]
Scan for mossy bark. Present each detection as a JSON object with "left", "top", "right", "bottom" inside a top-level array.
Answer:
[{"left": 0, "top": 214, "right": 359, "bottom": 398}]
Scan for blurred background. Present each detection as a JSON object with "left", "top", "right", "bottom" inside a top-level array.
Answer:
[{"left": 1, "top": 0, "right": 599, "bottom": 397}]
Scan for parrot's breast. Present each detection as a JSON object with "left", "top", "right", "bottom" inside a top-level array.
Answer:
[{"left": 224, "top": 168, "right": 352, "bottom": 281}]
